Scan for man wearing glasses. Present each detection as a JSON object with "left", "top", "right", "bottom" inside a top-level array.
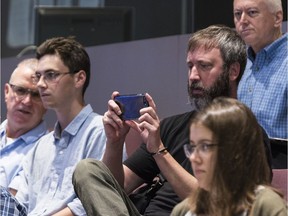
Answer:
[
  {"left": 0, "top": 58, "right": 47, "bottom": 216},
  {"left": 5, "top": 36, "right": 108, "bottom": 216},
  {"left": 1, "top": 58, "right": 47, "bottom": 189}
]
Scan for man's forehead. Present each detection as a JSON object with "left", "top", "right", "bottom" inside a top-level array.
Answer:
[
  {"left": 10, "top": 65, "right": 36, "bottom": 82},
  {"left": 38, "top": 54, "right": 63, "bottom": 65},
  {"left": 37, "top": 55, "right": 66, "bottom": 72},
  {"left": 234, "top": 0, "right": 264, "bottom": 9},
  {"left": 187, "top": 47, "right": 221, "bottom": 59}
]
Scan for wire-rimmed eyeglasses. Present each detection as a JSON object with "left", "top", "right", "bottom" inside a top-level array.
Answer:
[
  {"left": 9, "top": 83, "right": 41, "bottom": 102},
  {"left": 33, "top": 70, "right": 73, "bottom": 84},
  {"left": 183, "top": 143, "right": 218, "bottom": 158}
]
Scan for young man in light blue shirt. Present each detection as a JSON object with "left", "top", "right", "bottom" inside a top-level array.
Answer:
[
  {"left": 8, "top": 37, "right": 108, "bottom": 216},
  {"left": 1, "top": 58, "right": 47, "bottom": 189}
]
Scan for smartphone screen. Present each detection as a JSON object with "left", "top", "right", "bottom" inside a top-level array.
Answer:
[{"left": 114, "top": 94, "right": 149, "bottom": 120}]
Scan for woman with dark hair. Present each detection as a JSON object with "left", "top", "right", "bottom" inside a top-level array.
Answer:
[{"left": 172, "top": 97, "right": 286, "bottom": 216}]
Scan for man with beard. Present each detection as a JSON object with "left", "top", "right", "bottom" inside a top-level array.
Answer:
[{"left": 72, "top": 25, "right": 272, "bottom": 216}]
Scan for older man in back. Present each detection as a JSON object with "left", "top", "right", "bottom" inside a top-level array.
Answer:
[
  {"left": 233, "top": 0, "right": 287, "bottom": 168},
  {"left": 1, "top": 58, "right": 47, "bottom": 189}
]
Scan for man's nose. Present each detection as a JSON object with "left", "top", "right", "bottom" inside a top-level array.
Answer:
[
  {"left": 239, "top": 12, "right": 249, "bottom": 24},
  {"left": 189, "top": 67, "right": 200, "bottom": 81},
  {"left": 36, "top": 75, "right": 47, "bottom": 88},
  {"left": 20, "top": 93, "right": 33, "bottom": 105}
]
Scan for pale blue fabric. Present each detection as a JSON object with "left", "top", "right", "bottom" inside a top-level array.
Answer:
[
  {"left": 237, "top": 33, "right": 288, "bottom": 139},
  {"left": 11, "top": 104, "right": 107, "bottom": 216},
  {"left": 0, "top": 120, "right": 47, "bottom": 188}
]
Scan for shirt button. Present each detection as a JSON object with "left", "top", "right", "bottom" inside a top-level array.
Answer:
[{"left": 59, "top": 151, "right": 63, "bottom": 155}]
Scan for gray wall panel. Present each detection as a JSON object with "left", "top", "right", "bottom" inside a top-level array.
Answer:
[{"left": 1, "top": 34, "right": 192, "bottom": 128}]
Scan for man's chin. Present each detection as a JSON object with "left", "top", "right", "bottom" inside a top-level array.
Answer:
[
  {"left": 190, "top": 97, "right": 210, "bottom": 110},
  {"left": 191, "top": 94, "right": 204, "bottom": 99}
]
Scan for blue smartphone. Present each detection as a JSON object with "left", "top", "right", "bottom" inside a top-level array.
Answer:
[{"left": 114, "top": 94, "right": 149, "bottom": 120}]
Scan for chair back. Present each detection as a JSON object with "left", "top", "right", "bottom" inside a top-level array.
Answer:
[{"left": 271, "top": 169, "right": 287, "bottom": 200}]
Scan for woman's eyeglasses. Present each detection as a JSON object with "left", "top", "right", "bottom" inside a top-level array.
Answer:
[{"left": 183, "top": 143, "right": 218, "bottom": 158}]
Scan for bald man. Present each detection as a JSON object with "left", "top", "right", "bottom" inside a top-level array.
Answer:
[{"left": 0, "top": 58, "right": 47, "bottom": 189}]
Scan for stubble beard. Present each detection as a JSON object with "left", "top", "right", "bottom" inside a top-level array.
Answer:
[{"left": 188, "top": 71, "right": 230, "bottom": 110}]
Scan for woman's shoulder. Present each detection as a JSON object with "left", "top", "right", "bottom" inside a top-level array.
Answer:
[
  {"left": 252, "top": 186, "right": 287, "bottom": 216},
  {"left": 171, "top": 198, "right": 197, "bottom": 216}
]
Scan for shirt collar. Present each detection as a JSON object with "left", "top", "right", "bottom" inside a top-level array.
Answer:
[
  {"left": 53, "top": 104, "right": 93, "bottom": 139},
  {"left": 1, "top": 119, "right": 47, "bottom": 144},
  {"left": 247, "top": 33, "right": 288, "bottom": 62}
]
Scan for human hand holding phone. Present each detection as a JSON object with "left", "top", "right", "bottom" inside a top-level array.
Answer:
[{"left": 114, "top": 94, "right": 149, "bottom": 120}]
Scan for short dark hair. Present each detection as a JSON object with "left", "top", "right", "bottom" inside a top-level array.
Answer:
[{"left": 36, "top": 36, "right": 91, "bottom": 96}]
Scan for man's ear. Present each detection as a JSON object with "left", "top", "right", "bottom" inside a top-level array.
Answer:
[
  {"left": 274, "top": 10, "right": 283, "bottom": 28},
  {"left": 229, "top": 62, "right": 240, "bottom": 82},
  {"left": 74, "top": 70, "right": 86, "bottom": 88},
  {"left": 4, "top": 83, "right": 10, "bottom": 103}
]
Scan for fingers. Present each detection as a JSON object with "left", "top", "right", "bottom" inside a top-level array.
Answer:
[
  {"left": 104, "top": 93, "right": 124, "bottom": 129},
  {"left": 138, "top": 113, "right": 160, "bottom": 134},
  {"left": 138, "top": 106, "right": 160, "bottom": 136},
  {"left": 138, "top": 93, "right": 157, "bottom": 119},
  {"left": 145, "top": 93, "right": 156, "bottom": 111},
  {"left": 111, "top": 91, "right": 120, "bottom": 99},
  {"left": 103, "top": 109, "right": 123, "bottom": 130},
  {"left": 105, "top": 91, "right": 160, "bottom": 137},
  {"left": 137, "top": 108, "right": 161, "bottom": 153},
  {"left": 108, "top": 99, "right": 122, "bottom": 116},
  {"left": 125, "top": 120, "right": 141, "bottom": 133}
]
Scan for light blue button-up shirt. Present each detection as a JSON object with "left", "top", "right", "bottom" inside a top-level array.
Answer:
[
  {"left": 0, "top": 120, "right": 47, "bottom": 188},
  {"left": 11, "top": 104, "right": 107, "bottom": 216},
  {"left": 237, "top": 33, "right": 287, "bottom": 139}
]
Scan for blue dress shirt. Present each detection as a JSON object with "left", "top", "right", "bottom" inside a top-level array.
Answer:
[
  {"left": 12, "top": 104, "right": 107, "bottom": 216},
  {"left": 237, "top": 33, "right": 287, "bottom": 139},
  {"left": 0, "top": 120, "right": 47, "bottom": 188}
]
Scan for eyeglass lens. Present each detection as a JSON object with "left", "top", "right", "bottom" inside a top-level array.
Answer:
[
  {"left": 10, "top": 84, "right": 41, "bottom": 101},
  {"left": 183, "top": 143, "right": 217, "bottom": 157},
  {"left": 34, "top": 70, "right": 71, "bottom": 83}
]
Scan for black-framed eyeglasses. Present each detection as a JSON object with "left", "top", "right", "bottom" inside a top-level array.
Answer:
[
  {"left": 9, "top": 83, "right": 41, "bottom": 102},
  {"left": 33, "top": 70, "right": 72, "bottom": 84},
  {"left": 183, "top": 143, "right": 218, "bottom": 158}
]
